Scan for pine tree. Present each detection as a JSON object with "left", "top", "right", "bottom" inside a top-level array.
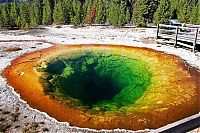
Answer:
[
  {"left": 118, "top": 0, "right": 126, "bottom": 27},
  {"left": 87, "top": 3, "right": 96, "bottom": 24},
  {"left": 30, "top": 0, "right": 40, "bottom": 28},
  {"left": 153, "top": 0, "right": 171, "bottom": 24},
  {"left": 146, "top": 0, "right": 159, "bottom": 23},
  {"left": 108, "top": 0, "right": 126, "bottom": 27},
  {"left": 1, "top": 0, "right": 199, "bottom": 28},
  {"left": 42, "top": 0, "right": 53, "bottom": 25},
  {"left": 82, "top": 0, "right": 93, "bottom": 23},
  {"left": 177, "top": 0, "right": 189, "bottom": 23},
  {"left": 187, "top": 0, "right": 199, "bottom": 24},
  {"left": 53, "top": 0, "right": 65, "bottom": 24},
  {"left": 189, "top": 5, "right": 198, "bottom": 24},
  {"left": 104, "top": 0, "right": 111, "bottom": 24},
  {"left": 198, "top": 5, "right": 200, "bottom": 24},
  {"left": 63, "top": 0, "right": 73, "bottom": 24},
  {"left": 71, "top": 0, "right": 82, "bottom": 26},
  {"left": 108, "top": 0, "right": 120, "bottom": 26},
  {"left": 38, "top": 0, "right": 43, "bottom": 25},
  {"left": 0, "top": 5, "right": 2, "bottom": 28},
  {"left": 170, "top": 0, "right": 179, "bottom": 19},
  {"left": 125, "top": 8, "right": 131, "bottom": 24},
  {"left": 10, "top": 0, "right": 19, "bottom": 29},
  {"left": 94, "top": 0, "right": 106, "bottom": 24},
  {"left": 0, "top": 4, "right": 10, "bottom": 29},
  {"left": 132, "top": 0, "right": 148, "bottom": 27},
  {"left": 19, "top": 2, "right": 30, "bottom": 29}
]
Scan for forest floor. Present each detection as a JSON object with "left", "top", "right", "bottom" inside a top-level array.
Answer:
[{"left": 0, "top": 25, "right": 199, "bottom": 133}]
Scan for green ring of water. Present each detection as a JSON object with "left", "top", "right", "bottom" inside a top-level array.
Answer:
[{"left": 39, "top": 51, "right": 151, "bottom": 112}]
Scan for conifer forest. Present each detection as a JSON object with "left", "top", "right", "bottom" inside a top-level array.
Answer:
[{"left": 0, "top": 0, "right": 200, "bottom": 29}]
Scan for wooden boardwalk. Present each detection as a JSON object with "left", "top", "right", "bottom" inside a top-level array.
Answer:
[{"left": 156, "top": 24, "right": 200, "bottom": 52}]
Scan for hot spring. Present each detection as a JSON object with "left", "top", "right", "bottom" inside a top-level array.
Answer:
[
  {"left": 2, "top": 44, "right": 200, "bottom": 130},
  {"left": 39, "top": 52, "right": 151, "bottom": 111}
]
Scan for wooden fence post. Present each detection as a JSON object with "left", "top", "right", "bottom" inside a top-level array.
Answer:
[
  {"left": 174, "top": 26, "right": 179, "bottom": 48},
  {"left": 156, "top": 24, "right": 159, "bottom": 39},
  {"left": 193, "top": 28, "right": 199, "bottom": 52}
]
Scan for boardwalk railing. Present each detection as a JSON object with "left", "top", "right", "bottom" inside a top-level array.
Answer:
[{"left": 156, "top": 24, "right": 200, "bottom": 52}]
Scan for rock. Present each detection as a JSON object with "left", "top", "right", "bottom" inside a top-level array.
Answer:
[{"left": 4, "top": 47, "right": 23, "bottom": 52}]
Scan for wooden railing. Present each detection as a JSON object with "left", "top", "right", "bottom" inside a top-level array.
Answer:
[{"left": 156, "top": 24, "right": 200, "bottom": 52}]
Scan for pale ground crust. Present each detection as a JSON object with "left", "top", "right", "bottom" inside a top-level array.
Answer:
[{"left": 0, "top": 25, "right": 199, "bottom": 133}]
